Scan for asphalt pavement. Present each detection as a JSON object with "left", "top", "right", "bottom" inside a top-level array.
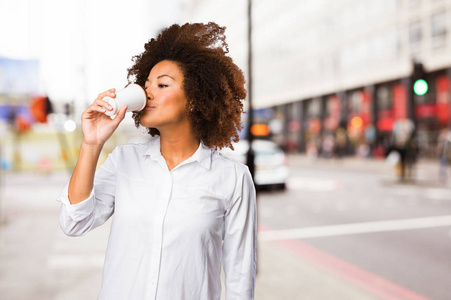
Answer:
[
  {"left": 0, "top": 155, "right": 447, "bottom": 300},
  {"left": 260, "top": 155, "right": 450, "bottom": 300}
]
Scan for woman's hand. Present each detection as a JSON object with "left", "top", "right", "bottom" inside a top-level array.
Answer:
[{"left": 81, "top": 88, "right": 128, "bottom": 146}]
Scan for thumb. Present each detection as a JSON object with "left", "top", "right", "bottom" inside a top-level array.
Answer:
[{"left": 112, "top": 105, "right": 128, "bottom": 126}]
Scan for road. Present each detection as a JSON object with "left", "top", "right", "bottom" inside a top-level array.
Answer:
[
  {"left": 0, "top": 156, "right": 450, "bottom": 299},
  {"left": 258, "top": 155, "right": 451, "bottom": 300}
]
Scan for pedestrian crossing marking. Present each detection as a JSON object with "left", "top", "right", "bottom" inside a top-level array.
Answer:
[{"left": 259, "top": 215, "right": 451, "bottom": 241}]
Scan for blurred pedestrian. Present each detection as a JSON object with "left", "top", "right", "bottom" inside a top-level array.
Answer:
[
  {"left": 335, "top": 127, "right": 347, "bottom": 158},
  {"left": 306, "top": 139, "right": 319, "bottom": 158},
  {"left": 57, "top": 22, "right": 257, "bottom": 300},
  {"left": 357, "top": 142, "right": 370, "bottom": 158},
  {"left": 388, "top": 120, "right": 415, "bottom": 181},
  {"left": 405, "top": 133, "right": 418, "bottom": 179},
  {"left": 387, "top": 141, "right": 407, "bottom": 180},
  {"left": 321, "top": 135, "right": 335, "bottom": 158},
  {"left": 437, "top": 129, "right": 451, "bottom": 182}
]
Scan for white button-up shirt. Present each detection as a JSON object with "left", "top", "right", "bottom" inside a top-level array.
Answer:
[{"left": 57, "top": 136, "right": 257, "bottom": 300}]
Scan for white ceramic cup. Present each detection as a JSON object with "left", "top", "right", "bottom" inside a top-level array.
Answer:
[{"left": 103, "top": 83, "right": 147, "bottom": 117}]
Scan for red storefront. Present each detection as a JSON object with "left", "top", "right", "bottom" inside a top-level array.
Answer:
[
  {"left": 324, "top": 95, "right": 340, "bottom": 132},
  {"left": 436, "top": 75, "right": 450, "bottom": 126},
  {"left": 377, "top": 83, "right": 407, "bottom": 132},
  {"left": 347, "top": 89, "right": 372, "bottom": 142}
]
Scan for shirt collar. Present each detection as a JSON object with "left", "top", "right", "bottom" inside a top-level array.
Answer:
[
  {"left": 192, "top": 142, "right": 212, "bottom": 170},
  {"left": 142, "top": 136, "right": 161, "bottom": 159},
  {"left": 143, "top": 136, "right": 212, "bottom": 170}
]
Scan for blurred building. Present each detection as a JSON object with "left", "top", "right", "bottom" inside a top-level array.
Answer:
[
  {"left": 182, "top": 0, "right": 451, "bottom": 158},
  {"left": 0, "top": 0, "right": 167, "bottom": 171}
]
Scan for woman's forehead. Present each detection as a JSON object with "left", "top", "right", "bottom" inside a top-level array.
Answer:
[{"left": 147, "top": 60, "right": 183, "bottom": 81}]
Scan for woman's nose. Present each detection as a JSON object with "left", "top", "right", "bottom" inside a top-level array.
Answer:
[{"left": 145, "top": 88, "right": 153, "bottom": 101}]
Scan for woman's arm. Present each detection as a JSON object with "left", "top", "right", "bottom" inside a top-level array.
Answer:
[
  {"left": 58, "top": 89, "right": 127, "bottom": 236},
  {"left": 222, "top": 168, "right": 257, "bottom": 300},
  {"left": 68, "top": 88, "right": 127, "bottom": 204},
  {"left": 58, "top": 147, "right": 118, "bottom": 236},
  {"left": 68, "top": 143, "right": 103, "bottom": 204}
]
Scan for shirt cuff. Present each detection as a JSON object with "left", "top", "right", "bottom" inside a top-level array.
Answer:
[{"left": 57, "top": 184, "right": 96, "bottom": 222}]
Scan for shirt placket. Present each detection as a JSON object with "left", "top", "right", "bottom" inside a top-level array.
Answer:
[{"left": 146, "top": 168, "right": 173, "bottom": 300}]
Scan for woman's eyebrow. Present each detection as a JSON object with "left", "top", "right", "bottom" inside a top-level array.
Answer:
[
  {"left": 145, "top": 74, "right": 175, "bottom": 84},
  {"left": 157, "top": 74, "right": 175, "bottom": 80}
]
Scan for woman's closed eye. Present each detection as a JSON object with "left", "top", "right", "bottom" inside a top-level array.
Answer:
[{"left": 144, "top": 84, "right": 168, "bottom": 90}]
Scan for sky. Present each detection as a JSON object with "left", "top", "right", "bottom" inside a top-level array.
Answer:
[{"left": 0, "top": 0, "right": 185, "bottom": 108}]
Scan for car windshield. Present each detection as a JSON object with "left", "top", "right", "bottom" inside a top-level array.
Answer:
[
  {"left": 253, "top": 141, "right": 281, "bottom": 156},
  {"left": 256, "top": 147, "right": 279, "bottom": 156},
  {"left": 226, "top": 140, "right": 283, "bottom": 157}
]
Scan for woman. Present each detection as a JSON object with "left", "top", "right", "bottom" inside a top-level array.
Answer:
[{"left": 57, "top": 22, "right": 257, "bottom": 300}]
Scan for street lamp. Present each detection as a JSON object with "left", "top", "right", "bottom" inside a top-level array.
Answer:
[{"left": 246, "top": 0, "right": 255, "bottom": 182}]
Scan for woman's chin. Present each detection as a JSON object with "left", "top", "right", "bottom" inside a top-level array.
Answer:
[
  {"left": 139, "top": 116, "right": 155, "bottom": 128},
  {"left": 140, "top": 122, "right": 155, "bottom": 128}
]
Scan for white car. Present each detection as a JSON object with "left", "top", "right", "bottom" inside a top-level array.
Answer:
[{"left": 221, "top": 139, "right": 289, "bottom": 190}]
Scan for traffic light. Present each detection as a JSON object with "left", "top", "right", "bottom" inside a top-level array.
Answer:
[
  {"left": 250, "top": 123, "right": 270, "bottom": 136},
  {"left": 412, "top": 62, "right": 428, "bottom": 96},
  {"left": 30, "top": 96, "right": 53, "bottom": 123}
]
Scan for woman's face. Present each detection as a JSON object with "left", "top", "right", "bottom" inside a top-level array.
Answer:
[{"left": 140, "top": 60, "right": 189, "bottom": 131}]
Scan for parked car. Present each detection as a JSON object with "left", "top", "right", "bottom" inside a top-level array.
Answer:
[{"left": 221, "top": 139, "right": 289, "bottom": 190}]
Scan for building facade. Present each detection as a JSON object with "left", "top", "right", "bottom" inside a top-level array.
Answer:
[{"left": 181, "top": 0, "right": 451, "bottom": 158}]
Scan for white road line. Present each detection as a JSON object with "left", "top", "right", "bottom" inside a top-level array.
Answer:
[
  {"left": 259, "top": 215, "right": 451, "bottom": 241},
  {"left": 287, "top": 177, "right": 340, "bottom": 191}
]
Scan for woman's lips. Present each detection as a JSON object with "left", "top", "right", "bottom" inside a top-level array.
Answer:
[{"left": 144, "top": 105, "right": 156, "bottom": 111}]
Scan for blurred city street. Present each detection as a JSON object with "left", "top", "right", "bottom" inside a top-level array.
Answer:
[
  {"left": 2, "top": 1, "right": 451, "bottom": 299},
  {"left": 1, "top": 155, "right": 450, "bottom": 300}
]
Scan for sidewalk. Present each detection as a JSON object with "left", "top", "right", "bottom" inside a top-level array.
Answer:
[
  {"left": 287, "top": 154, "right": 451, "bottom": 188},
  {"left": 0, "top": 166, "right": 428, "bottom": 300}
]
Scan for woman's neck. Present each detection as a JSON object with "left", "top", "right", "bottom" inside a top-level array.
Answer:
[{"left": 159, "top": 129, "right": 200, "bottom": 171}]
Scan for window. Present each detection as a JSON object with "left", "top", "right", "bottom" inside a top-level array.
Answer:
[
  {"left": 409, "top": 20, "right": 422, "bottom": 44},
  {"left": 308, "top": 98, "right": 321, "bottom": 117},
  {"left": 431, "top": 11, "right": 446, "bottom": 38},
  {"left": 349, "top": 91, "right": 362, "bottom": 113},
  {"left": 378, "top": 86, "right": 392, "bottom": 110}
]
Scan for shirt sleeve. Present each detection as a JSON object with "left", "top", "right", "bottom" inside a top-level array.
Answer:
[
  {"left": 222, "top": 167, "right": 257, "bottom": 300},
  {"left": 57, "top": 148, "right": 118, "bottom": 237}
]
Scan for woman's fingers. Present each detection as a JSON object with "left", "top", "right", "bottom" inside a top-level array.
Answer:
[
  {"left": 91, "top": 105, "right": 107, "bottom": 114},
  {"left": 85, "top": 88, "right": 116, "bottom": 114},
  {"left": 93, "top": 99, "right": 113, "bottom": 112},
  {"left": 82, "top": 106, "right": 103, "bottom": 119},
  {"left": 96, "top": 88, "right": 116, "bottom": 100},
  {"left": 112, "top": 105, "right": 128, "bottom": 126},
  {"left": 95, "top": 89, "right": 116, "bottom": 108},
  {"left": 82, "top": 88, "right": 121, "bottom": 118}
]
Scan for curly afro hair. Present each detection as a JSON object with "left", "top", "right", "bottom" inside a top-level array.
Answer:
[{"left": 127, "top": 22, "right": 246, "bottom": 150}]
